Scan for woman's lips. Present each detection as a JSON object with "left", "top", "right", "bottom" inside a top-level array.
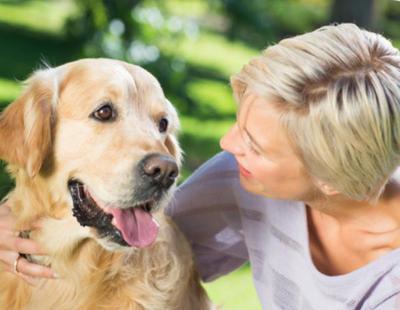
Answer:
[{"left": 238, "top": 164, "right": 252, "bottom": 178}]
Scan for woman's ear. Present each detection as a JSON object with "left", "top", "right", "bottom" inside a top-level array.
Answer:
[
  {"left": 314, "top": 179, "right": 340, "bottom": 196},
  {"left": 0, "top": 69, "right": 57, "bottom": 177}
]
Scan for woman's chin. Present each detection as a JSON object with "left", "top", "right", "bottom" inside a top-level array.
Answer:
[
  {"left": 239, "top": 176, "right": 264, "bottom": 195},
  {"left": 239, "top": 177, "right": 287, "bottom": 200}
]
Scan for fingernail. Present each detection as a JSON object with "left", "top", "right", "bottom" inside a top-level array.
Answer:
[{"left": 53, "top": 272, "right": 60, "bottom": 279}]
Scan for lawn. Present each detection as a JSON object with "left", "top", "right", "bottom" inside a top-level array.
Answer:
[
  {"left": 0, "top": 1, "right": 260, "bottom": 308},
  {"left": 204, "top": 264, "right": 261, "bottom": 310}
]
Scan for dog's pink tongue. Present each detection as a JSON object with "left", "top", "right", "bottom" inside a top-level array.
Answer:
[{"left": 110, "top": 208, "right": 159, "bottom": 248}]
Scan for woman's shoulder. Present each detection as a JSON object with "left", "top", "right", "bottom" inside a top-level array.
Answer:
[{"left": 362, "top": 257, "right": 400, "bottom": 309}]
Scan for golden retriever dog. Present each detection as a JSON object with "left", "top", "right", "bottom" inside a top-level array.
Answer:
[{"left": 0, "top": 58, "right": 212, "bottom": 309}]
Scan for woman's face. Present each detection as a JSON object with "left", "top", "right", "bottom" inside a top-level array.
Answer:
[{"left": 220, "top": 93, "right": 318, "bottom": 201}]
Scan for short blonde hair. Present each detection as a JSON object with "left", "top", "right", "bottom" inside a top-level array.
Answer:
[{"left": 231, "top": 23, "right": 400, "bottom": 201}]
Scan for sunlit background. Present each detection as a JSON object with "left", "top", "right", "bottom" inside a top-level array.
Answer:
[{"left": 0, "top": 0, "right": 399, "bottom": 309}]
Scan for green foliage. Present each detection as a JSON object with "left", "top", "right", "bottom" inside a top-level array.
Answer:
[
  {"left": 0, "top": 78, "right": 21, "bottom": 106},
  {"left": 185, "top": 78, "right": 236, "bottom": 117},
  {"left": 162, "top": 30, "right": 258, "bottom": 77},
  {"left": 0, "top": 0, "right": 77, "bottom": 36},
  {"left": 209, "top": 0, "right": 329, "bottom": 48},
  {"left": 383, "top": 0, "right": 400, "bottom": 39},
  {"left": 0, "top": 161, "right": 13, "bottom": 199}
]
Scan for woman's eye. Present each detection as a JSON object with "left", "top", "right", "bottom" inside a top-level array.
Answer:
[
  {"left": 158, "top": 118, "right": 168, "bottom": 133},
  {"left": 92, "top": 104, "right": 114, "bottom": 122}
]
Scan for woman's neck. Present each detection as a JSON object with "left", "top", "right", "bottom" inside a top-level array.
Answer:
[
  {"left": 306, "top": 180, "right": 400, "bottom": 234},
  {"left": 305, "top": 180, "right": 400, "bottom": 275}
]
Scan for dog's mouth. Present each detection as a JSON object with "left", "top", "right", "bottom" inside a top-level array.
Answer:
[{"left": 68, "top": 180, "right": 159, "bottom": 248}]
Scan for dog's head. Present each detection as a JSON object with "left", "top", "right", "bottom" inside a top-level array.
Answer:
[{"left": 0, "top": 58, "right": 181, "bottom": 250}]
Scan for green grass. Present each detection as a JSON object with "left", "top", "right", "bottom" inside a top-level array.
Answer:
[{"left": 204, "top": 264, "right": 261, "bottom": 310}]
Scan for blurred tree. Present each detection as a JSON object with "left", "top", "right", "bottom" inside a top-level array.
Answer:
[
  {"left": 64, "top": 0, "right": 206, "bottom": 114},
  {"left": 209, "top": 0, "right": 328, "bottom": 49},
  {"left": 66, "top": 0, "right": 143, "bottom": 54},
  {"left": 382, "top": 0, "right": 400, "bottom": 39},
  {"left": 213, "top": 0, "right": 277, "bottom": 47},
  {"left": 61, "top": 0, "right": 399, "bottom": 117},
  {"left": 330, "top": 0, "right": 378, "bottom": 30}
]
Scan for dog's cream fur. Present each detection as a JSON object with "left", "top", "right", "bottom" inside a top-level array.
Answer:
[{"left": 0, "top": 59, "right": 211, "bottom": 310}]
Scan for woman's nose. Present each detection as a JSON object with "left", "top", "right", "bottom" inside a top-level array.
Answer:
[{"left": 220, "top": 123, "right": 245, "bottom": 155}]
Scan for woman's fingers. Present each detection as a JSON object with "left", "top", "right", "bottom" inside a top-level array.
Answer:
[
  {"left": 14, "top": 256, "right": 57, "bottom": 279},
  {"left": 0, "top": 250, "right": 19, "bottom": 273},
  {"left": 0, "top": 234, "right": 45, "bottom": 255},
  {"left": 0, "top": 202, "right": 58, "bottom": 284},
  {"left": 0, "top": 250, "right": 58, "bottom": 280}
]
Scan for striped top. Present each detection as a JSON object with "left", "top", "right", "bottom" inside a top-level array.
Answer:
[{"left": 167, "top": 152, "right": 400, "bottom": 309}]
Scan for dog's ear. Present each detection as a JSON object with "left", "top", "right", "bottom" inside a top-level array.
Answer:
[{"left": 0, "top": 69, "right": 57, "bottom": 177}]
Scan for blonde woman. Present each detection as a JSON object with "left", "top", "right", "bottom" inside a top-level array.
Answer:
[{"left": 2, "top": 23, "right": 400, "bottom": 308}]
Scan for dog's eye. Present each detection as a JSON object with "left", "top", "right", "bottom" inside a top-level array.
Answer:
[
  {"left": 92, "top": 104, "right": 115, "bottom": 122},
  {"left": 158, "top": 118, "right": 168, "bottom": 133}
]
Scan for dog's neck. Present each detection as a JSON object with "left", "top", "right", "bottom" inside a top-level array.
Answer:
[
  {"left": 8, "top": 167, "right": 65, "bottom": 225},
  {"left": 8, "top": 168, "right": 95, "bottom": 271}
]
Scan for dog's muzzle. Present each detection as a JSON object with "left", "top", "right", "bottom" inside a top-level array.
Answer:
[
  {"left": 68, "top": 180, "right": 128, "bottom": 246},
  {"left": 67, "top": 154, "right": 179, "bottom": 249},
  {"left": 139, "top": 154, "right": 178, "bottom": 187}
]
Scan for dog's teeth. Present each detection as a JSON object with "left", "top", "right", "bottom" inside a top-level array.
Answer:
[{"left": 152, "top": 218, "right": 159, "bottom": 228}]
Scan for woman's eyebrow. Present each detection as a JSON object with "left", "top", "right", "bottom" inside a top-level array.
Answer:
[{"left": 243, "top": 127, "right": 266, "bottom": 152}]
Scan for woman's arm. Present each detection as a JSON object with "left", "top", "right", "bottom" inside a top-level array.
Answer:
[
  {"left": 0, "top": 202, "right": 57, "bottom": 283},
  {"left": 166, "top": 152, "right": 249, "bottom": 282}
]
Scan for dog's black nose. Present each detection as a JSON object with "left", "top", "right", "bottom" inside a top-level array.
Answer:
[{"left": 140, "top": 154, "right": 178, "bottom": 189}]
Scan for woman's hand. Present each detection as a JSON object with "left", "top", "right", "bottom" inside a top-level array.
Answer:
[{"left": 0, "top": 201, "right": 58, "bottom": 285}]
